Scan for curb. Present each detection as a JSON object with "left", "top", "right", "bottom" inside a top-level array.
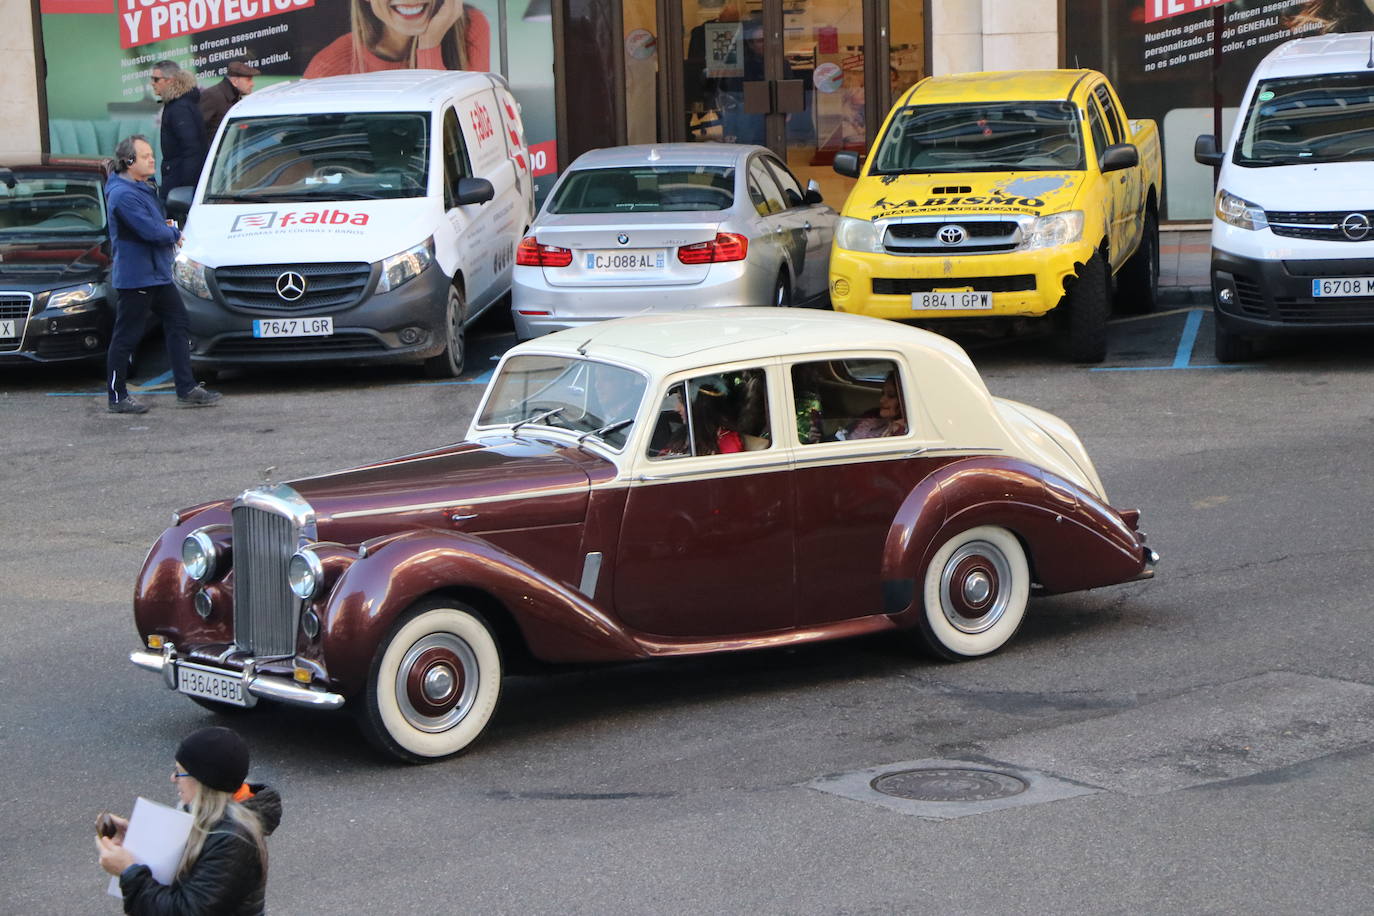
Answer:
[{"left": 1159, "top": 285, "right": 1210, "bottom": 307}]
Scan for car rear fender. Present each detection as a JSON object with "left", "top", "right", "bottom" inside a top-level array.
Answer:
[
  {"left": 320, "top": 530, "right": 645, "bottom": 693},
  {"left": 881, "top": 456, "right": 1147, "bottom": 616}
]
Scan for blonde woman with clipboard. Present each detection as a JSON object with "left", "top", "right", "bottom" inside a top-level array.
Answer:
[{"left": 96, "top": 727, "right": 282, "bottom": 915}]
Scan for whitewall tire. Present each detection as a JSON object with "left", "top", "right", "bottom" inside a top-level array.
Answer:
[
  {"left": 359, "top": 599, "right": 502, "bottom": 762},
  {"left": 918, "top": 526, "right": 1030, "bottom": 661}
]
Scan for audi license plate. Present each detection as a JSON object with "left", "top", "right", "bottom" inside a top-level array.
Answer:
[
  {"left": 176, "top": 663, "right": 251, "bottom": 707},
  {"left": 0, "top": 319, "right": 16, "bottom": 338},
  {"left": 1312, "top": 278, "right": 1374, "bottom": 297},
  {"left": 913, "top": 291, "right": 992, "bottom": 310},
  {"left": 584, "top": 250, "right": 665, "bottom": 272},
  {"left": 253, "top": 317, "right": 334, "bottom": 338}
]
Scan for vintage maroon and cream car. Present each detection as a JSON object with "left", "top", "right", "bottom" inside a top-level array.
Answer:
[{"left": 130, "top": 309, "right": 1156, "bottom": 762}]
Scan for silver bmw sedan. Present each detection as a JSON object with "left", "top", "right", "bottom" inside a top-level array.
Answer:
[{"left": 512, "top": 143, "right": 837, "bottom": 339}]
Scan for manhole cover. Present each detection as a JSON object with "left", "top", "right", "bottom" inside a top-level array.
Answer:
[{"left": 871, "top": 767, "right": 1028, "bottom": 802}]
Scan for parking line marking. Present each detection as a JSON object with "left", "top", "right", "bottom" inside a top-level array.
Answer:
[
  {"left": 407, "top": 369, "right": 494, "bottom": 387},
  {"left": 1172, "top": 309, "right": 1203, "bottom": 368}
]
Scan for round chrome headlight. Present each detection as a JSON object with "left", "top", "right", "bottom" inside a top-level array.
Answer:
[
  {"left": 181, "top": 531, "right": 219, "bottom": 582},
  {"left": 287, "top": 549, "right": 324, "bottom": 600}
]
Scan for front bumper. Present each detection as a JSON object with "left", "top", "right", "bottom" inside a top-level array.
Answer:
[
  {"left": 511, "top": 260, "right": 771, "bottom": 340},
  {"left": 131, "top": 644, "right": 345, "bottom": 711},
  {"left": 827, "top": 243, "right": 1091, "bottom": 320},
  {"left": 182, "top": 262, "right": 450, "bottom": 367},
  {"left": 0, "top": 287, "right": 112, "bottom": 363},
  {"left": 1212, "top": 248, "right": 1374, "bottom": 336}
]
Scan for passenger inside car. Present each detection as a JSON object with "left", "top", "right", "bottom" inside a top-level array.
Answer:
[
  {"left": 791, "top": 360, "right": 908, "bottom": 442},
  {"left": 837, "top": 371, "right": 907, "bottom": 440},
  {"left": 649, "top": 371, "right": 769, "bottom": 458}
]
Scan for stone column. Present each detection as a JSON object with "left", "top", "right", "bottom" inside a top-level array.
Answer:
[
  {"left": 1, "top": 0, "right": 43, "bottom": 161},
  {"left": 981, "top": 0, "right": 1059, "bottom": 71}
]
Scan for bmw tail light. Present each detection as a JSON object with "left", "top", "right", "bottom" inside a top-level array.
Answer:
[
  {"left": 516, "top": 236, "right": 573, "bottom": 267},
  {"left": 677, "top": 233, "right": 749, "bottom": 265}
]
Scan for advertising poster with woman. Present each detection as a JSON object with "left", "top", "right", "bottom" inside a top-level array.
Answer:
[
  {"left": 37, "top": 0, "right": 559, "bottom": 199},
  {"left": 1065, "top": 0, "right": 1373, "bottom": 219}
]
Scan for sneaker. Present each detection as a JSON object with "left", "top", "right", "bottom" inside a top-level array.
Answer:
[
  {"left": 108, "top": 397, "right": 149, "bottom": 415},
  {"left": 175, "top": 384, "right": 222, "bottom": 408}
]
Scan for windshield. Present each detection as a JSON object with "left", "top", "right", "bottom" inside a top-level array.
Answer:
[
  {"left": 549, "top": 166, "right": 735, "bottom": 213},
  {"left": 871, "top": 101, "right": 1085, "bottom": 174},
  {"left": 1235, "top": 73, "right": 1374, "bottom": 167},
  {"left": 477, "top": 355, "right": 648, "bottom": 450},
  {"left": 0, "top": 172, "right": 105, "bottom": 233},
  {"left": 205, "top": 112, "right": 430, "bottom": 201}
]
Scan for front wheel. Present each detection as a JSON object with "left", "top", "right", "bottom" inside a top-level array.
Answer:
[
  {"left": 1213, "top": 317, "right": 1256, "bottom": 363},
  {"left": 1116, "top": 210, "right": 1159, "bottom": 315},
  {"left": 423, "top": 286, "right": 466, "bottom": 379},
  {"left": 772, "top": 273, "right": 792, "bottom": 308},
  {"left": 916, "top": 526, "right": 1030, "bottom": 661},
  {"left": 1055, "top": 252, "right": 1108, "bottom": 363},
  {"left": 357, "top": 599, "right": 503, "bottom": 763}
]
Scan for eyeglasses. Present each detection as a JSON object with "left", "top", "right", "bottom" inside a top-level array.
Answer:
[{"left": 173, "top": 769, "right": 193, "bottom": 779}]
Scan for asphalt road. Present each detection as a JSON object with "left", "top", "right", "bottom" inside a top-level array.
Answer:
[{"left": 4, "top": 308, "right": 1373, "bottom": 915}]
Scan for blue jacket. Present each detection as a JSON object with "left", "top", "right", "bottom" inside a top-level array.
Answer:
[{"left": 105, "top": 174, "right": 181, "bottom": 289}]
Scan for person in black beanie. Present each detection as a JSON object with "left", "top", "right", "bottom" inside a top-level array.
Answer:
[{"left": 96, "top": 726, "right": 282, "bottom": 915}]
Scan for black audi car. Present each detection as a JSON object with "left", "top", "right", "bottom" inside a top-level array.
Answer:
[{"left": 0, "top": 160, "right": 114, "bottom": 366}]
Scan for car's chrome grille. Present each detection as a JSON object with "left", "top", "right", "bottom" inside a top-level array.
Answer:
[
  {"left": 1267, "top": 210, "right": 1374, "bottom": 242},
  {"left": 212, "top": 262, "right": 372, "bottom": 313},
  {"left": 883, "top": 219, "right": 1022, "bottom": 255},
  {"left": 232, "top": 504, "right": 299, "bottom": 656},
  {"left": 0, "top": 292, "right": 33, "bottom": 353}
]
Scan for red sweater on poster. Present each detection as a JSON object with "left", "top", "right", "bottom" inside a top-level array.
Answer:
[{"left": 304, "top": 2, "right": 491, "bottom": 78}]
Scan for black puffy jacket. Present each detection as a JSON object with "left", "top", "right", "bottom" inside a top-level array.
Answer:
[
  {"left": 118, "top": 784, "right": 282, "bottom": 916},
  {"left": 158, "top": 71, "right": 209, "bottom": 199}
]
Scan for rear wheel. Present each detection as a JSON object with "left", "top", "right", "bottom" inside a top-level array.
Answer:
[
  {"left": 1056, "top": 252, "right": 1108, "bottom": 363},
  {"left": 357, "top": 598, "right": 503, "bottom": 763},
  {"left": 916, "top": 526, "right": 1030, "bottom": 661},
  {"left": 1116, "top": 210, "right": 1159, "bottom": 314},
  {"left": 772, "top": 273, "right": 792, "bottom": 308},
  {"left": 423, "top": 286, "right": 466, "bottom": 379}
]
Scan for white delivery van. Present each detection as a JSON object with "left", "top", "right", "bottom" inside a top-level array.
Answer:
[
  {"left": 1194, "top": 33, "right": 1374, "bottom": 362},
  {"left": 169, "top": 70, "right": 535, "bottom": 377}
]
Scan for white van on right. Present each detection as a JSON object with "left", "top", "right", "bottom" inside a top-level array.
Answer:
[{"left": 1194, "top": 32, "right": 1374, "bottom": 362}]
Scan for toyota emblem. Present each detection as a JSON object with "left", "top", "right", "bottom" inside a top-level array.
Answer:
[
  {"left": 275, "top": 271, "right": 307, "bottom": 302},
  {"left": 1340, "top": 212, "right": 1371, "bottom": 242},
  {"left": 616, "top": 233, "right": 630, "bottom": 246},
  {"left": 937, "top": 225, "right": 966, "bottom": 246}
]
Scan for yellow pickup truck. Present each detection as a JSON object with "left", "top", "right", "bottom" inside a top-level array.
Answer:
[{"left": 828, "top": 69, "right": 1161, "bottom": 362}]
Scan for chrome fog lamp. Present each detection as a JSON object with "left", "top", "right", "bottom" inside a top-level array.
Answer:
[
  {"left": 301, "top": 608, "right": 321, "bottom": 640},
  {"left": 181, "top": 530, "right": 220, "bottom": 582},
  {"left": 288, "top": 549, "right": 324, "bottom": 600},
  {"left": 193, "top": 589, "right": 213, "bottom": 619}
]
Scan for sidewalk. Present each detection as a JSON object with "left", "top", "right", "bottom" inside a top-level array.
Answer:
[{"left": 1159, "top": 227, "right": 1210, "bottom": 306}]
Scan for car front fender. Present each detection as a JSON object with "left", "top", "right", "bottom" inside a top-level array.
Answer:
[
  {"left": 881, "top": 456, "right": 1148, "bottom": 617},
  {"left": 318, "top": 529, "right": 645, "bottom": 694}
]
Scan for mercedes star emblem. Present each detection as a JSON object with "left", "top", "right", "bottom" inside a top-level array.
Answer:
[
  {"left": 1340, "top": 212, "right": 1371, "bottom": 242},
  {"left": 617, "top": 233, "right": 630, "bottom": 245},
  {"left": 275, "top": 271, "right": 307, "bottom": 302},
  {"left": 937, "top": 225, "right": 966, "bottom": 246}
]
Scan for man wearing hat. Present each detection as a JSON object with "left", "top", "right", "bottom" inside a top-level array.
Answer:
[
  {"left": 200, "top": 59, "right": 260, "bottom": 137},
  {"left": 96, "top": 726, "right": 282, "bottom": 914}
]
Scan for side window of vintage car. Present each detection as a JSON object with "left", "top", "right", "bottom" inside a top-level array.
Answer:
[
  {"left": 647, "top": 369, "right": 771, "bottom": 459},
  {"left": 791, "top": 358, "right": 909, "bottom": 444}
]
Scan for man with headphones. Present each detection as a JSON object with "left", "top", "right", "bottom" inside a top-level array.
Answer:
[{"left": 104, "top": 134, "right": 221, "bottom": 413}]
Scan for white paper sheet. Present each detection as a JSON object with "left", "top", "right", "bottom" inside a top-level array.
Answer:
[{"left": 106, "top": 797, "right": 193, "bottom": 898}]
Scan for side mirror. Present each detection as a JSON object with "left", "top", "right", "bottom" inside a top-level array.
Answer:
[
  {"left": 1100, "top": 143, "right": 1139, "bottom": 173},
  {"left": 803, "top": 179, "right": 823, "bottom": 205},
  {"left": 454, "top": 177, "right": 495, "bottom": 206},
  {"left": 1194, "top": 134, "right": 1223, "bottom": 167},
  {"left": 832, "top": 151, "right": 862, "bottom": 178},
  {"left": 164, "top": 186, "right": 195, "bottom": 223}
]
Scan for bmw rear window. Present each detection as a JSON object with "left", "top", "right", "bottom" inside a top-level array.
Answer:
[{"left": 549, "top": 166, "right": 735, "bottom": 213}]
